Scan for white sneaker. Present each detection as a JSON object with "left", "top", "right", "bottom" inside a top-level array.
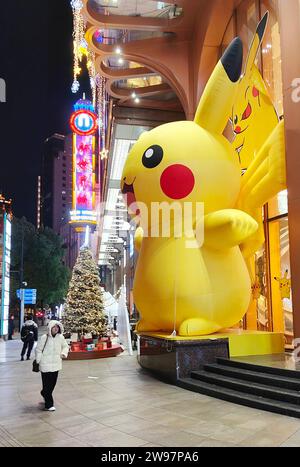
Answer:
[{"left": 44, "top": 406, "right": 56, "bottom": 411}]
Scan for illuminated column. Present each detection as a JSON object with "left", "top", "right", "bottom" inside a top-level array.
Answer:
[
  {"left": 69, "top": 97, "right": 98, "bottom": 230},
  {"left": 0, "top": 209, "right": 11, "bottom": 336}
]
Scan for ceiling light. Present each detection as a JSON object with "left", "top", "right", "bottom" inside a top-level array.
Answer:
[
  {"left": 115, "top": 47, "right": 122, "bottom": 54},
  {"left": 110, "top": 139, "right": 133, "bottom": 180},
  {"left": 106, "top": 188, "right": 120, "bottom": 211},
  {"left": 135, "top": 97, "right": 140, "bottom": 103}
]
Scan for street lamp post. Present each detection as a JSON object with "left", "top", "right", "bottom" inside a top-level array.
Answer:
[
  {"left": 19, "top": 222, "right": 26, "bottom": 330},
  {"left": 19, "top": 281, "right": 27, "bottom": 331}
]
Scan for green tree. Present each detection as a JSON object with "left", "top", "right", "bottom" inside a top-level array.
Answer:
[
  {"left": 10, "top": 217, "right": 35, "bottom": 305},
  {"left": 10, "top": 217, "right": 70, "bottom": 307},
  {"left": 62, "top": 247, "right": 107, "bottom": 336}
]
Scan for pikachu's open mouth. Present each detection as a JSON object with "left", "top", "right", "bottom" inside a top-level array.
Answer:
[
  {"left": 121, "top": 179, "right": 139, "bottom": 215},
  {"left": 235, "top": 141, "right": 244, "bottom": 163},
  {"left": 122, "top": 181, "right": 134, "bottom": 195},
  {"left": 235, "top": 143, "right": 244, "bottom": 155}
]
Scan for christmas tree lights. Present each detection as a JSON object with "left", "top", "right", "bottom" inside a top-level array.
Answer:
[{"left": 62, "top": 247, "right": 108, "bottom": 336}]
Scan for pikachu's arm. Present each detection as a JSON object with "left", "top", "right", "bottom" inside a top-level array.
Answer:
[
  {"left": 203, "top": 209, "right": 258, "bottom": 250},
  {"left": 238, "top": 119, "right": 286, "bottom": 212},
  {"left": 134, "top": 226, "right": 143, "bottom": 253}
]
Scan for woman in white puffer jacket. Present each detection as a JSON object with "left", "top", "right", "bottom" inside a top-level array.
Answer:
[{"left": 35, "top": 320, "right": 69, "bottom": 411}]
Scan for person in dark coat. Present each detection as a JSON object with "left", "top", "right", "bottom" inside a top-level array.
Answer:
[
  {"left": 8, "top": 314, "right": 15, "bottom": 340},
  {"left": 20, "top": 314, "right": 38, "bottom": 361}
]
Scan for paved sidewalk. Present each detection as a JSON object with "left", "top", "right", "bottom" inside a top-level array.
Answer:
[{"left": 1, "top": 335, "right": 300, "bottom": 447}]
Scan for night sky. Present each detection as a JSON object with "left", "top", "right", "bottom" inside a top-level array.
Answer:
[{"left": 0, "top": 0, "right": 90, "bottom": 224}]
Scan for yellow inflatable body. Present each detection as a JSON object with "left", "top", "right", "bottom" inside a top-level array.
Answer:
[{"left": 121, "top": 14, "right": 286, "bottom": 336}]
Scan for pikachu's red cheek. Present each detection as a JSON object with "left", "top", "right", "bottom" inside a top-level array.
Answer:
[{"left": 160, "top": 164, "right": 195, "bottom": 199}]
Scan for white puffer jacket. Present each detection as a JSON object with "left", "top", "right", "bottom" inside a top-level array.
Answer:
[{"left": 35, "top": 320, "right": 69, "bottom": 373}]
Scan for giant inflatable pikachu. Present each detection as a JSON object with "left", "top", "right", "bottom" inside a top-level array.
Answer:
[{"left": 121, "top": 17, "right": 285, "bottom": 336}]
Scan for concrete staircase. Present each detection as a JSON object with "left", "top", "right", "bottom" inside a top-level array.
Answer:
[{"left": 178, "top": 357, "right": 300, "bottom": 418}]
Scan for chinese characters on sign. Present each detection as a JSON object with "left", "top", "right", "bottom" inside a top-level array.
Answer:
[{"left": 69, "top": 101, "right": 98, "bottom": 225}]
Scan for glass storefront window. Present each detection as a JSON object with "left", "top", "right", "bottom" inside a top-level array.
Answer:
[
  {"left": 229, "top": 0, "right": 289, "bottom": 343},
  {"left": 269, "top": 217, "right": 293, "bottom": 348},
  {"left": 221, "top": 15, "right": 236, "bottom": 54},
  {"left": 254, "top": 245, "right": 270, "bottom": 331},
  {"left": 89, "top": 0, "right": 182, "bottom": 18},
  {"left": 261, "top": 1, "right": 284, "bottom": 116},
  {"left": 268, "top": 190, "right": 288, "bottom": 218},
  {"left": 236, "top": 0, "right": 259, "bottom": 70},
  {"left": 223, "top": 1, "right": 283, "bottom": 117}
]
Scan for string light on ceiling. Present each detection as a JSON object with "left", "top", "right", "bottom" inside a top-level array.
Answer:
[
  {"left": 70, "top": 0, "right": 98, "bottom": 106},
  {"left": 70, "top": 0, "right": 85, "bottom": 93},
  {"left": 70, "top": 0, "right": 83, "bottom": 9},
  {"left": 71, "top": 80, "right": 80, "bottom": 93},
  {"left": 87, "top": 49, "right": 97, "bottom": 106},
  {"left": 96, "top": 74, "right": 108, "bottom": 154},
  {"left": 70, "top": 1, "right": 110, "bottom": 163}
]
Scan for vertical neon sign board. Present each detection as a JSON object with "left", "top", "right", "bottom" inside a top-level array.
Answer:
[
  {"left": 74, "top": 135, "right": 95, "bottom": 211},
  {"left": 70, "top": 101, "right": 98, "bottom": 225},
  {"left": 0, "top": 213, "right": 11, "bottom": 336}
]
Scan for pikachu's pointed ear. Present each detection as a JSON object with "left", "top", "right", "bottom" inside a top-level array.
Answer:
[
  {"left": 194, "top": 37, "right": 243, "bottom": 134},
  {"left": 244, "top": 12, "right": 269, "bottom": 78}
]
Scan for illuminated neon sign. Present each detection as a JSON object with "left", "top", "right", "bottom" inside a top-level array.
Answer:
[
  {"left": 70, "top": 109, "right": 98, "bottom": 136},
  {"left": 69, "top": 133, "right": 97, "bottom": 225},
  {"left": 69, "top": 98, "right": 98, "bottom": 227}
]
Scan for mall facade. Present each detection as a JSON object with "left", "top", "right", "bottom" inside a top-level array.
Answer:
[{"left": 71, "top": 0, "right": 300, "bottom": 348}]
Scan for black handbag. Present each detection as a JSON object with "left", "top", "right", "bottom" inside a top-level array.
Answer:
[{"left": 32, "top": 336, "right": 48, "bottom": 373}]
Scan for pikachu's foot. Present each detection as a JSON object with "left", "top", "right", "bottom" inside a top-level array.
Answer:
[
  {"left": 178, "top": 318, "right": 221, "bottom": 336},
  {"left": 135, "top": 320, "right": 158, "bottom": 333}
]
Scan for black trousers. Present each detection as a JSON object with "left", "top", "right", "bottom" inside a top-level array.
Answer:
[
  {"left": 21, "top": 340, "right": 34, "bottom": 358},
  {"left": 41, "top": 371, "right": 58, "bottom": 409}
]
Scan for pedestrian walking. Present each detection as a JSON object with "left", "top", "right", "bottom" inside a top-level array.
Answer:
[
  {"left": 8, "top": 314, "right": 15, "bottom": 340},
  {"left": 35, "top": 320, "right": 69, "bottom": 412},
  {"left": 20, "top": 314, "right": 38, "bottom": 360}
]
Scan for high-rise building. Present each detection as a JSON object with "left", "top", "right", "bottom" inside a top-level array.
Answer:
[
  {"left": 39, "top": 133, "right": 80, "bottom": 268},
  {"left": 40, "top": 133, "right": 72, "bottom": 233}
]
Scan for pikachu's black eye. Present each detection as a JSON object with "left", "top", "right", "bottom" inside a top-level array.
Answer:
[
  {"left": 234, "top": 115, "right": 238, "bottom": 125},
  {"left": 142, "top": 145, "right": 163, "bottom": 169}
]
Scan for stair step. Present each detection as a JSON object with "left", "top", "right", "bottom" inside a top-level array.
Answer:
[
  {"left": 204, "top": 363, "right": 300, "bottom": 391},
  {"left": 177, "top": 378, "right": 300, "bottom": 419},
  {"left": 217, "top": 357, "right": 300, "bottom": 379},
  {"left": 191, "top": 370, "right": 300, "bottom": 404}
]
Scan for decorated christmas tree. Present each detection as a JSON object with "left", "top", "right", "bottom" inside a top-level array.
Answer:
[{"left": 62, "top": 247, "right": 107, "bottom": 337}]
